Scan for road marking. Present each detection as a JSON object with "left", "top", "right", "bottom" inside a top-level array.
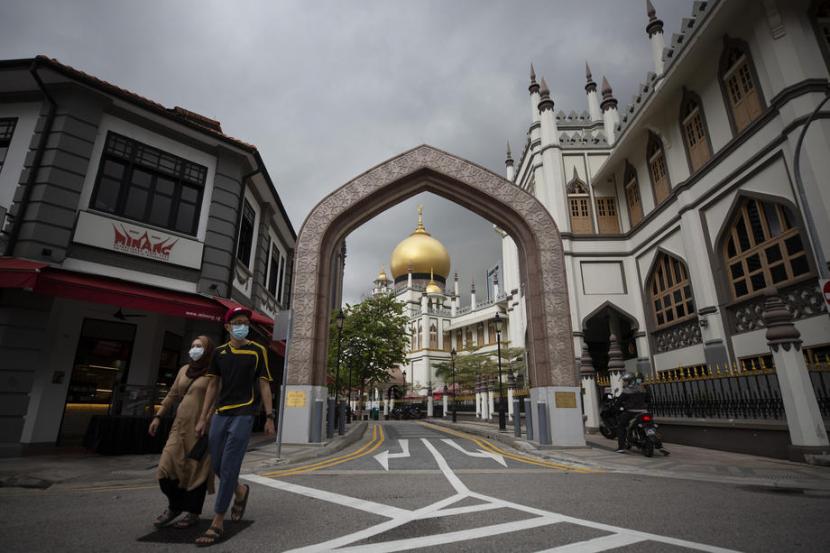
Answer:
[
  {"left": 441, "top": 438, "right": 507, "bottom": 467},
  {"left": 420, "top": 438, "right": 469, "bottom": 494},
  {"left": 420, "top": 421, "right": 594, "bottom": 473},
  {"left": 420, "top": 502, "right": 503, "bottom": 518},
  {"left": 373, "top": 439, "right": 410, "bottom": 471},
  {"left": 261, "top": 424, "right": 384, "bottom": 477},
  {"left": 534, "top": 533, "right": 644, "bottom": 552}
]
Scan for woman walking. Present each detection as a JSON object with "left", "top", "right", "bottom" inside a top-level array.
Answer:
[{"left": 149, "top": 335, "right": 216, "bottom": 528}]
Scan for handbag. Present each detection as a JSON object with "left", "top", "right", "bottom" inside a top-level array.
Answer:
[{"left": 187, "top": 434, "right": 209, "bottom": 461}]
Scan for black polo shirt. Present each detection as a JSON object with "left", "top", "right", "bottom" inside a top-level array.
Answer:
[{"left": 207, "top": 340, "right": 272, "bottom": 416}]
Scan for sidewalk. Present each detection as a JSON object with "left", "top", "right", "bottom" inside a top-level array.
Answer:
[
  {"left": 428, "top": 417, "right": 830, "bottom": 492},
  {"left": 0, "top": 422, "right": 368, "bottom": 491}
]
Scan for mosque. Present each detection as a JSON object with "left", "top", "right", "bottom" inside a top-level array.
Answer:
[{"left": 369, "top": 206, "right": 509, "bottom": 397}]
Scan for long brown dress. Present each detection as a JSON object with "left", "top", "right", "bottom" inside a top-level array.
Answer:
[{"left": 157, "top": 364, "right": 214, "bottom": 494}]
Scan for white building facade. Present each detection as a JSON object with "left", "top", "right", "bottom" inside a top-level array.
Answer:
[{"left": 502, "top": 0, "right": 830, "bottom": 382}]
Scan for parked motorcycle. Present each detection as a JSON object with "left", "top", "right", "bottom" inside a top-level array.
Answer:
[{"left": 599, "top": 393, "right": 668, "bottom": 457}]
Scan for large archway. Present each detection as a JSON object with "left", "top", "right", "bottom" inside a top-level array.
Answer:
[{"left": 282, "top": 145, "right": 583, "bottom": 445}]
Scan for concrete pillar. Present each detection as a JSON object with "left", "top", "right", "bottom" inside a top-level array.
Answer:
[
  {"left": 475, "top": 376, "right": 482, "bottom": 418},
  {"left": 507, "top": 373, "right": 516, "bottom": 422},
  {"left": 580, "top": 342, "right": 601, "bottom": 432},
  {"left": 505, "top": 142, "right": 515, "bottom": 181},
  {"left": 443, "top": 393, "right": 448, "bottom": 417},
  {"left": 538, "top": 78, "right": 568, "bottom": 229},
  {"left": 427, "top": 393, "right": 434, "bottom": 417},
  {"left": 762, "top": 290, "right": 829, "bottom": 463},
  {"left": 487, "top": 382, "right": 495, "bottom": 420}
]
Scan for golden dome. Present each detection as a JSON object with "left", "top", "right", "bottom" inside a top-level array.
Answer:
[
  {"left": 390, "top": 206, "right": 451, "bottom": 280},
  {"left": 425, "top": 268, "right": 443, "bottom": 295},
  {"left": 376, "top": 265, "right": 389, "bottom": 282}
]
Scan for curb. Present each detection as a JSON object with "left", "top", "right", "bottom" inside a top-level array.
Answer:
[{"left": 248, "top": 421, "right": 369, "bottom": 471}]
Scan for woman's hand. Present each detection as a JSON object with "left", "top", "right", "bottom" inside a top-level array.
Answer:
[
  {"left": 195, "top": 418, "right": 207, "bottom": 437},
  {"left": 148, "top": 417, "right": 160, "bottom": 437}
]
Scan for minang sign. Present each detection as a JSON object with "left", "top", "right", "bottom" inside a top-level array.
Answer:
[{"left": 73, "top": 211, "right": 203, "bottom": 269}]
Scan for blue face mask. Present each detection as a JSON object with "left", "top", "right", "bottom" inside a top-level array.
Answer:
[{"left": 230, "top": 324, "right": 249, "bottom": 340}]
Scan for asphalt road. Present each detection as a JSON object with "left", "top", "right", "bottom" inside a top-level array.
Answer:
[{"left": 2, "top": 421, "right": 829, "bottom": 552}]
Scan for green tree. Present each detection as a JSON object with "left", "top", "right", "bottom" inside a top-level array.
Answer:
[
  {"left": 434, "top": 344, "right": 527, "bottom": 393},
  {"left": 327, "top": 294, "right": 409, "bottom": 398}
]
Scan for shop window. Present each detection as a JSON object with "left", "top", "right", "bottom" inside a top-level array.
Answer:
[
  {"left": 624, "top": 161, "right": 643, "bottom": 227},
  {"left": 648, "top": 253, "right": 696, "bottom": 329},
  {"left": 722, "top": 198, "right": 812, "bottom": 301},
  {"left": 90, "top": 132, "right": 206, "bottom": 235},
  {"left": 566, "top": 171, "right": 592, "bottom": 234},
  {"left": 647, "top": 132, "right": 671, "bottom": 205},
  {"left": 595, "top": 197, "right": 620, "bottom": 234},
  {"left": 236, "top": 199, "right": 256, "bottom": 266},
  {"left": 0, "top": 118, "right": 17, "bottom": 176},
  {"left": 680, "top": 91, "right": 712, "bottom": 173},
  {"left": 720, "top": 39, "right": 764, "bottom": 133}
]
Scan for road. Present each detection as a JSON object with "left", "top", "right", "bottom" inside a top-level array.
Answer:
[{"left": 1, "top": 421, "right": 828, "bottom": 552}]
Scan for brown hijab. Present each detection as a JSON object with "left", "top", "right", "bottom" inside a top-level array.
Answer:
[{"left": 186, "top": 335, "right": 215, "bottom": 379}]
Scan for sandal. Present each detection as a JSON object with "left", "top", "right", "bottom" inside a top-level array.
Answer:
[
  {"left": 153, "top": 509, "right": 182, "bottom": 528},
  {"left": 172, "top": 513, "right": 199, "bottom": 529},
  {"left": 196, "top": 526, "right": 224, "bottom": 547},
  {"left": 230, "top": 484, "right": 250, "bottom": 522}
]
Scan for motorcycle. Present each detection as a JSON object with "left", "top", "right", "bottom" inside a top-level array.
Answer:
[{"left": 599, "top": 393, "right": 668, "bottom": 457}]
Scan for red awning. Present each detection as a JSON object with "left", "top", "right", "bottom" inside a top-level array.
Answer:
[
  {"left": 213, "top": 296, "right": 274, "bottom": 327},
  {"left": 0, "top": 257, "right": 48, "bottom": 289},
  {"left": 0, "top": 257, "right": 223, "bottom": 322}
]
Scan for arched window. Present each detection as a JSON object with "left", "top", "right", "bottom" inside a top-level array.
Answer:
[
  {"left": 476, "top": 323, "right": 485, "bottom": 347},
  {"left": 719, "top": 38, "right": 764, "bottom": 133},
  {"left": 647, "top": 132, "right": 671, "bottom": 205},
  {"left": 595, "top": 196, "right": 620, "bottom": 234},
  {"left": 487, "top": 320, "right": 496, "bottom": 345},
  {"left": 624, "top": 161, "right": 643, "bottom": 226},
  {"left": 443, "top": 323, "right": 451, "bottom": 352},
  {"left": 679, "top": 89, "right": 712, "bottom": 173},
  {"left": 411, "top": 323, "right": 417, "bottom": 350},
  {"left": 566, "top": 169, "right": 592, "bottom": 234},
  {"left": 648, "top": 253, "right": 696, "bottom": 329},
  {"left": 811, "top": 0, "right": 830, "bottom": 66},
  {"left": 429, "top": 321, "right": 438, "bottom": 349},
  {"left": 722, "top": 198, "right": 812, "bottom": 300}
]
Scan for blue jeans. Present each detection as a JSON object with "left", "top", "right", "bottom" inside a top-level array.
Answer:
[{"left": 209, "top": 414, "right": 254, "bottom": 515}]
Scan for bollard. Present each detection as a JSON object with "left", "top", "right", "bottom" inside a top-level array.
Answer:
[
  {"left": 537, "top": 403, "right": 551, "bottom": 445},
  {"left": 524, "top": 398, "right": 533, "bottom": 442},
  {"left": 326, "top": 397, "right": 335, "bottom": 439},
  {"left": 337, "top": 402, "right": 346, "bottom": 435},
  {"left": 310, "top": 400, "right": 324, "bottom": 443},
  {"left": 513, "top": 398, "right": 521, "bottom": 437}
]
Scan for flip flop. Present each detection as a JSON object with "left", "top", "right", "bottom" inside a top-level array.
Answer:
[
  {"left": 196, "top": 526, "right": 224, "bottom": 547},
  {"left": 153, "top": 509, "right": 181, "bottom": 528},
  {"left": 172, "top": 513, "right": 199, "bottom": 528},
  {"left": 230, "top": 484, "right": 250, "bottom": 521}
]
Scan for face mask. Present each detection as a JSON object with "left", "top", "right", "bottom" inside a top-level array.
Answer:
[
  {"left": 230, "top": 324, "right": 249, "bottom": 340},
  {"left": 189, "top": 347, "right": 204, "bottom": 361}
]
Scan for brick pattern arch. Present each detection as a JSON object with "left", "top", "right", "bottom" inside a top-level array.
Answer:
[{"left": 287, "top": 145, "right": 574, "bottom": 394}]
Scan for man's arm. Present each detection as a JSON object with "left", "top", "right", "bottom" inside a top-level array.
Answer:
[
  {"left": 196, "top": 377, "right": 219, "bottom": 436},
  {"left": 260, "top": 379, "right": 275, "bottom": 436}
]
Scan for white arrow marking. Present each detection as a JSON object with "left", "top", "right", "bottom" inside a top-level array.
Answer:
[
  {"left": 374, "top": 439, "right": 410, "bottom": 471},
  {"left": 441, "top": 439, "right": 508, "bottom": 467}
]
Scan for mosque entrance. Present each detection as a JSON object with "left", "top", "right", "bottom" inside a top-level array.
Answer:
[
  {"left": 281, "top": 145, "right": 583, "bottom": 446},
  {"left": 582, "top": 303, "right": 640, "bottom": 377}
]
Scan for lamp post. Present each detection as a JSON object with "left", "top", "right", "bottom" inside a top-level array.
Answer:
[
  {"left": 451, "top": 348, "right": 457, "bottom": 423},
  {"left": 495, "top": 312, "right": 506, "bottom": 431},
  {"left": 335, "top": 309, "right": 345, "bottom": 435}
]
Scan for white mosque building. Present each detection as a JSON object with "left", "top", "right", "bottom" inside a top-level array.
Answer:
[{"left": 499, "top": 0, "right": 830, "bottom": 381}]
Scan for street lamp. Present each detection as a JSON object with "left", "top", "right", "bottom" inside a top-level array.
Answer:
[
  {"left": 494, "top": 312, "right": 506, "bottom": 431},
  {"left": 451, "top": 348, "right": 457, "bottom": 423},
  {"left": 335, "top": 309, "right": 345, "bottom": 435}
]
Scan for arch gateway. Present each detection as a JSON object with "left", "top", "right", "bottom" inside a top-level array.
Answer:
[{"left": 282, "top": 145, "right": 585, "bottom": 446}]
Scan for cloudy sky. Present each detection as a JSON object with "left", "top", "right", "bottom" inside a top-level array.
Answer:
[{"left": 0, "top": 0, "right": 689, "bottom": 304}]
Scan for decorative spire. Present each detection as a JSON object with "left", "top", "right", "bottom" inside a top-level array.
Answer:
[
  {"left": 471, "top": 280, "right": 476, "bottom": 293},
  {"left": 585, "top": 61, "right": 597, "bottom": 93},
  {"left": 607, "top": 334, "right": 625, "bottom": 373},
  {"left": 529, "top": 63, "right": 539, "bottom": 94},
  {"left": 762, "top": 289, "right": 802, "bottom": 352},
  {"left": 645, "top": 0, "right": 664, "bottom": 37},
  {"left": 600, "top": 76, "right": 618, "bottom": 111},
  {"left": 580, "top": 343, "right": 596, "bottom": 376},
  {"left": 414, "top": 204, "right": 428, "bottom": 234},
  {"left": 505, "top": 141, "right": 514, "bottom": 166},
  {"left": 572, "top": 166, "right": 579, "bottom": 181},
  {"left": 454, "top": 272, "right": 459, "bottom": 281},
  {"left": 538, "top": 77, "right": 554, "bottom": 112}
]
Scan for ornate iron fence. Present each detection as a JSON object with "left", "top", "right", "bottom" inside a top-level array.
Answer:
[{"left": 643, "top": 358, "right": 830, "bottom": 420}]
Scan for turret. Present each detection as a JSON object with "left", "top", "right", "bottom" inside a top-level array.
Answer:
[
  {"left": 585, "top": 62, "right": 602, "bottom": 122},
  {"left": 600, "top": 76, "right": 620, "bottom": 145},
  {"left": 451, "top": 273, "right": 459, "bottom": 316},
  {"left": 470, "top": 280, "right": 477, "bottom": 311},
  {"left": 493, "top": 273, "right": 499, "bottom": 299},
  {"left": 537, "top": 78, "right": 558, "bottom": 147},
  {"left": 646, "top": 0, "right": 665, "bottom": 76},
  {"left": 505, "top": 141, "right": 515, "bottom": 181},
  {"left": 529, "top": 63, "right": 541, "bottom": 124}
]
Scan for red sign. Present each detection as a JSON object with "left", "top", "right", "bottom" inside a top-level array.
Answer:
[
  {"left": 822, "top": 279, "right": 830, "bottom": 307},
  {"left": 113, "top": 223, "right": 178, "bottom": 262}
]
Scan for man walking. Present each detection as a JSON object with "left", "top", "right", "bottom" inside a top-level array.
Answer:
[{"left": 194, "top": 306, "right": 275, "bottom": 546}]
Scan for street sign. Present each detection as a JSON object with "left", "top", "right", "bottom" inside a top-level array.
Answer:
[{"left": 822, "top": 279, "right": 830, "bottom": 308}]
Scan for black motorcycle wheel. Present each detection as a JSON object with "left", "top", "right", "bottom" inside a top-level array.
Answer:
[
  {"left": 643, "top": 440, "right": 654, "bottom": 457},
  {"left": 599, "top": 424, "right": 615, "bottom": 439}
]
